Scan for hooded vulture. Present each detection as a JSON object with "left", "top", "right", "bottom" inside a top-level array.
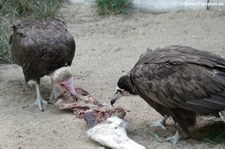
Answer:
[
  {"left": 111, "top": 45, "right": 225, "bottom": 144},
  {"left": 10, "top": 17, "right": 78, "bottom": 111}
]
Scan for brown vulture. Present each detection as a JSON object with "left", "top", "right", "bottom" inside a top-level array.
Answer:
[
  {"left": 111, "top": 45, "right": 225, "bottom": 144},
  {"left": 10, "top": 17, "right": 78, "bottom": 111}
]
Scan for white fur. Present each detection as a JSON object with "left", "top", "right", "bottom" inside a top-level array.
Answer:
[
  {"left": 87, "top": 116, "right": 146, "bottom": 149},
  {"left": 51, "top": 67, "right": 73, "bottom": 82}
]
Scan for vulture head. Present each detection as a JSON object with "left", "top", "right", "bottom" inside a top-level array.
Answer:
[
  {"left": 111, "top": 75, "right": 137, "bottom": 106},
  {"left": 51, "top": 67, "right": 78, "bottom": 100}
]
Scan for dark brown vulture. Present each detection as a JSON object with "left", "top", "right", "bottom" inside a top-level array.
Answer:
[
  {"left": 111, "top": 45, "right": 225, "bottom": 144},
  {"left": 10, "top": 17, "right": 77, "bottom": 111}
]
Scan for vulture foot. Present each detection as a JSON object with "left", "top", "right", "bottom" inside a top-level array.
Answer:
[
  {"left": 166, "top": 130, "right": 180, "bottom": 144},
  {"left": 151, "top": 117, "right": 167, "bottom": 130},
  {"left": 48, "top": 81, "right": 60, "bottom": 104},
  {"left": 30, "top": 97, "right": 48, "bottom": 111}
]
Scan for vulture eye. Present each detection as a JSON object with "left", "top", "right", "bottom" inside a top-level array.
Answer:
[{"left": 60, "top": 84, "right": 65, "bottom": 87}]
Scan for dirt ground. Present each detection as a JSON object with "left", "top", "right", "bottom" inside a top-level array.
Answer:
[{"left": 1, "top": 3, "right": 225, "bottom": 149}]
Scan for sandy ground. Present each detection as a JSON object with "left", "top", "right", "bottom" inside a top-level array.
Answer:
[{"left": 1, "top": 3, "right": 225, "bottom": 149}]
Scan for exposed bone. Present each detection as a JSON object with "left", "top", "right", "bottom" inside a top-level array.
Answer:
[
  {"left": 55, "top": 87, "right": 146, "bottom": 149},
  {"left": 87, "top": 116, "right": 146, "bottom": 149}
]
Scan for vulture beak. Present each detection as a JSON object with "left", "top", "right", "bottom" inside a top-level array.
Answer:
[
  {"left": 61, "top": 77, "right": 80, "bottom": 101},
  {"left": 111, "top": 89, "right": 123, "bottom": 106}
]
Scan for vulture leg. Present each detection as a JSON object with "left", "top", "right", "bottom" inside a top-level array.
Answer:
[
  {"left": 48, "top": 78, "right": 59, "bottom": 103},
  {"left": 30, "top": 81, "right": 48, "bottom": 111},
  {"left": 151, "top": 116, "right": 167, "bottom": 130},
  {"left": 166, "top": 124, "right": 189, "bottom": 144},
  {"left": 166, "top": 130, "right": 181, "bottom": 144}
]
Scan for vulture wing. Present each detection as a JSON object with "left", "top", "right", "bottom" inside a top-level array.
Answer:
[
  {"left": 10, "top": 17, "right": 75, "bottom": 81},
  {"left": 131, "top": 45, "right": 225, "bottom": 115}
]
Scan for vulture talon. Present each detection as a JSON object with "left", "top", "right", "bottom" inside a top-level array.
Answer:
[
  {"left": 151, "top": 117, "right": 167, "bottom": 130},
  {"left": 166, "top": 130, "right": 181, "bottom": 144},
  {"left": 30, "top": 97, "right": 48, "bottom": 111}
]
